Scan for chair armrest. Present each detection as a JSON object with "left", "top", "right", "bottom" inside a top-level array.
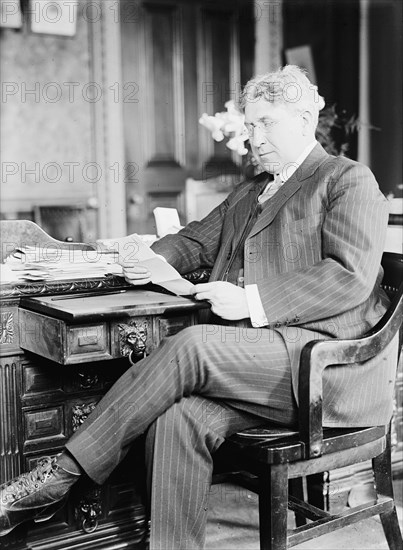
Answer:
[{"left": 298, "top": 285, "right": 403, "bottom": 459}]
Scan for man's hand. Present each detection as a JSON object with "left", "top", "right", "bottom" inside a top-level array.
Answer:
[
  {"left": 121, "top": 262, "right": 152, "bottom": 285},
  {"left": 192, "top": 282, "right": 250, "bottom": 320}
]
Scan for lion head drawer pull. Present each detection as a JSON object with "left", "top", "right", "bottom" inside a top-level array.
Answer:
[
  {"left": 75, "top": 488, "right": 102, "bottom": 534},
  {"left": 77, "top": 367, "right": 99, "bottom": 389},
  {"left": 118, "top": 321, "right": 148, "bottom": 361}
]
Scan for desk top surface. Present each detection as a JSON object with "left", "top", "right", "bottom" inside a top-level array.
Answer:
[{"left": 20, "top": 288, "right": 208, "bottom": 322}]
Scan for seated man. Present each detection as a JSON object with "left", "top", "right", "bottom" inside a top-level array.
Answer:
[{"left": 0, "top": 66, "right": 396, "bottom": 550}]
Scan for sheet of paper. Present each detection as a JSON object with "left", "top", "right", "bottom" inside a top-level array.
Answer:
[
  {"left": 134, "top": 257, "right": 194, "bottom": 295},
  {"left": 157, "top": 278, "right": 195, "bottom": 296},
  {"left": 138, "top": 257, "right": 179, "bottom": 284},
  {"left": 1, "top": 234, "right": 195, "bottom": 296},
  {"left": 153, "top": 207, "right": 184, "bottom": 237},
  {"left": 97, "top": 233, "right": 195, "bottom": 296},
  {"left": 97, "top": 233, "right": 157, "bottom": 263}
]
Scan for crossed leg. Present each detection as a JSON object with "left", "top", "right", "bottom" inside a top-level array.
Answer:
[
  {"left": 145, "top": 396, "right": 266, "bottom": 549},
  {"left": 65, "top": 324, "right": 297, "bottom": 547}
]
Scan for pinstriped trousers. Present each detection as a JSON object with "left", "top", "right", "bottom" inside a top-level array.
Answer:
[{"left": 66, "top": 324, "right": 297, "bottom": 549}]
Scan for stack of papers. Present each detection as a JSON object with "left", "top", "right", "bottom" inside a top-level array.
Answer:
[
  {"left": 2, "top": 234, "right": 195, "bottom": 296},
  {"left": 3, "top": 246, "right": 122, "bottom": 282}
]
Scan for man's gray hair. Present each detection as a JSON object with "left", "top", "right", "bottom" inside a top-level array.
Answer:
[{"left": 239, "top": 65, "right": 325, "bottom": 126}]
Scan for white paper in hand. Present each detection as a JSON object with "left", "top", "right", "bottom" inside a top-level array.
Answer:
[
  {"left": 97, "top": 234, "right": 156, "bottom": 264},
  {"left": 96, "top": 233, "right": 195, "bottom": 296}
]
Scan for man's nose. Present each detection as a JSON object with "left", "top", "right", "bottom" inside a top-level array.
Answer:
[{"left": 251, "top": 127, "right": 266, "bottom": 148}]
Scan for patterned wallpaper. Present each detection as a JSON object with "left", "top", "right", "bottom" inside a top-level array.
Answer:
[{"left": 0, "top": 13, "right": 96, "bottom": 213}]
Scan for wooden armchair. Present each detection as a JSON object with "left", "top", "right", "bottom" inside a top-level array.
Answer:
[{"left": 213, "top": 252, "right": 403, "bottom": 550}]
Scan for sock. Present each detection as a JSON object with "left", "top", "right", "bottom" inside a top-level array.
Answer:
[{"left": 57, "top": 450, "right": 83, "bottom": 476}]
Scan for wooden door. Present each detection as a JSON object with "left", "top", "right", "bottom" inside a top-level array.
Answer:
[{"left": 121, "top": 0, "right": 254, "bottom": 233}]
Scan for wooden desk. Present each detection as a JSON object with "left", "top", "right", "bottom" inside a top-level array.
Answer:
[{"left": 0, "top": 221, "right": 207, "bottom": 550}]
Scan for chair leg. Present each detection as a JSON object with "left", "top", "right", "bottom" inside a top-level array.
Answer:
[
  {"left": 372, "top": 432, "right": 403, "bottom": 550},
  {"left": 289, "top": 478, "right": 306, "bottom": 527},
  {"left": 259, "top": 463, "right": 289, "bottom": 550}
]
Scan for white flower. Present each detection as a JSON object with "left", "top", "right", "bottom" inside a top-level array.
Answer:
[
  {"left": 226, "top": 136, "right": 248, "bottom": 156},
  {"left": 224, "top": 100, "right": 241, "bottom": 116},
  {"left": 199, "top": 100, "right": 249, "bottom": 155},
  {"left": 199, "top": 113, "right": 225, "bottom": 142}
]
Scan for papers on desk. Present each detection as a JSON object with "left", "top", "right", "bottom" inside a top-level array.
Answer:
[
  {"left": 0, "top": 264, "right": 16, "bottom": 284},
  {"left": 1, "top": 234, "right": 195, "bottom": 297},
  {"left": 2, "top": 246, "right": 122, "bottom": 283}
]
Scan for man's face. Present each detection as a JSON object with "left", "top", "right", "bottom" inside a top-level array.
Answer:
[{"left": 244, "top": 97, "right": 307, "bottom": 174}]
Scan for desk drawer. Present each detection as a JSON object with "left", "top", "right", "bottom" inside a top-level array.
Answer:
[
  {"left": 21, "top": 359, "right": 125, "bottom": 404},
  {"left": 19, "top": 309, "right": 156, "bottom": 365},
  {"left": 19, "top": 291, "right": 205, "bottom": 365},
  {"left": 23, "top": 360, "right": 64, "bottom": 397},
  {"left": 25, "top": 406, "right": 64, "bottom": 441},
  {"left": 20, "top": 309, "right": 114, "bottom": 365},
  {"left": 158, "top": 314, "right": 195, "bottom": 340},
  {"left": 67, "top": 323, "right": 109, "bottom": 361},
  {"left": 23, "top": 395, "right": 103, "bottom": 453},
  {"left": 23, "top": 405, "right": 66, "bottom": 453}
]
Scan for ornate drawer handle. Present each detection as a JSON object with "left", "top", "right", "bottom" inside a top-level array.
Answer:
[
  {"left": 118, "top": 321, "right": 148, "bottom": 360},
  {"left": 78, "top": 368, "right": 99, "bottom": 389},
  {"left": 82, "top": 517, "right": 98, "bottom": 534},
  {"left": 75, "top": 489, "right": 102, "bottom": 534}
]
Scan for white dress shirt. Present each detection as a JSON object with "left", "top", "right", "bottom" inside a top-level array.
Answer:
[{"left": 246, "top": 140, "right": 318, "bottom": 327}]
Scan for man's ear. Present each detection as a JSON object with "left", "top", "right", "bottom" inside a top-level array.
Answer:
[{"left": 300, "top": 109, "right": 314, "bottom": 135}]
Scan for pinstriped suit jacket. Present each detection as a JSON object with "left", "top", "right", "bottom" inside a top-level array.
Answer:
[{"left": 153, "top": 143, "right": 397, "bottom": 427}]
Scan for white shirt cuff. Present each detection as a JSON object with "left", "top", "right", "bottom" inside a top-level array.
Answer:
[{"left": 245, "top": 284, "right": 269, "bottom": 327}]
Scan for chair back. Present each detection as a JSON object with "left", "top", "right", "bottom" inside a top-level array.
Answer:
[
  {"left": 299, "top": 252, "right": 403, "bottom": 457},
  {"left": 381, "top": 252, "right": 403, "bottom": 296},
  {"left": 376, "top": 252, "right": 403, "bottom": 357}
]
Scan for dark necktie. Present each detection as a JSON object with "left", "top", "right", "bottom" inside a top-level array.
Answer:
[
  {"left": 258, "top": 172, "right": 284, "bottom": 203},
  {"left": 223, "top": 178, "right": 269, "bottom": 285}
]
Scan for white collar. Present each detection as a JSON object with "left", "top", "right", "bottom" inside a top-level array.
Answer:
[{"left": 276, "top": 140, "right": 318, "bottom": 183}]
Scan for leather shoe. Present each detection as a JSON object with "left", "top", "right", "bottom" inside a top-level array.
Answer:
[{"left": 0, "top": 455, "right": 80, "bottom": 536}]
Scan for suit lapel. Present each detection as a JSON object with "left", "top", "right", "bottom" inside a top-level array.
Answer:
[
  {"left": 229, "top": 173, "right": 269, "bottom": 241},
  {"left": 247, "top": 175, "right": 302, "bottom": 238},
  {"left": 247, "top": 143, "right": 330, "bottom": 239}
]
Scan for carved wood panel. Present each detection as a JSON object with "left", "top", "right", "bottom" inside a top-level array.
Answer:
[
  {"left": 0, "top": 360, "right": 22, "bottom": 484},
  {"left": 0, "top": 304, "right": 20, "bottom": 355}
]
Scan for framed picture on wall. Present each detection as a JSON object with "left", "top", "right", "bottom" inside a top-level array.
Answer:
[
  {"left": 29, "top": 0, "right": 78, "bottom": 36},
  {"left": 0, "top": 0, "right": 23, "bottom": 29}
]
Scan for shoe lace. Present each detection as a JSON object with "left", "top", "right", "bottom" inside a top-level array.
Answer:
[{"left": 2, "top": 457, "right": 58, "bottom": 504}]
